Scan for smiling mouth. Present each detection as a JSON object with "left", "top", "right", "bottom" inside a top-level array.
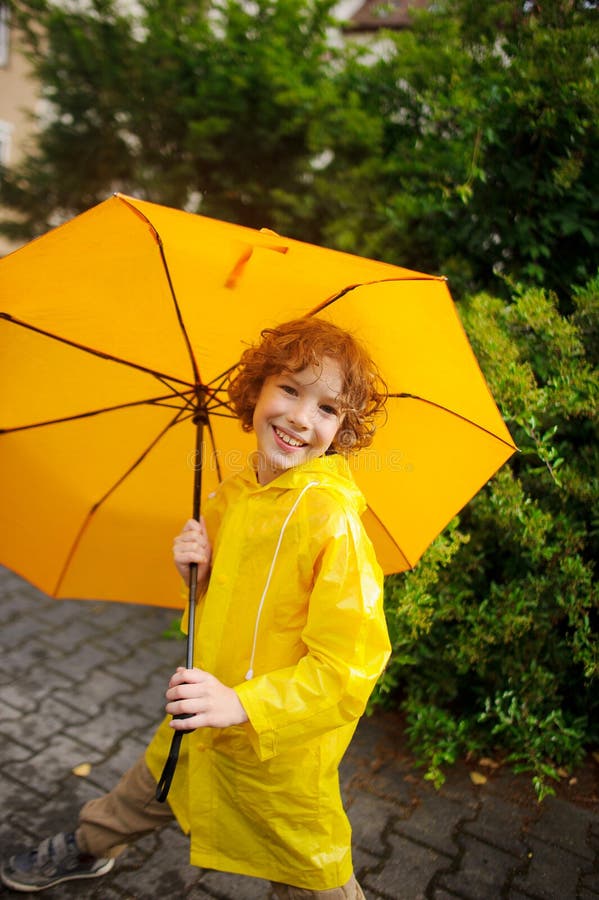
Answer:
[{"left": 273, "top": 426, "right": 307, "bottom": 448}]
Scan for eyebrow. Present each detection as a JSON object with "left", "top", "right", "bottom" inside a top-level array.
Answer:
[{"left": 280, "top": 370, "right": 342, "bottom": 405}]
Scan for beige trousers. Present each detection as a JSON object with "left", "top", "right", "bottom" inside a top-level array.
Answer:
[{"left": 76, "top": 755, "right": 365, "bottom": 899}]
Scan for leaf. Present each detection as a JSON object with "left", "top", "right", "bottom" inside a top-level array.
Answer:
[
  {"left": 470, "top": 771, "right": 487, "bottom": 785},
  {"left": 479, "top": 757, "right": 501, "bottom": 769},
  {"left": 72, "top": 763, "right": 92, "bottom": 777}
]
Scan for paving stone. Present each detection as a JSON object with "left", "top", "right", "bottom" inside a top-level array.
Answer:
[
  {"left": 62, "top": 703, "right": 154, "bottom": 753},
  {"left": 52, "top": 669, "right": 135, "bottom": 718},
  {"left": 346, "top": 790, "right": 401, "bottom": 857},
  {"left": 0, "top": 728, "right": 36, "bottom": 767},
  {"left": 436, "top": 833, "right": 521, "bottom": 899},
  {"left": 4, "top": 697, "right": 87, "bottom": 755},
  {"left": 105, "top": 641, "right": 186, "bottom": 681},
  {"left": 579, "top": 869, "right": 599, "bottom": 895},
  {"left": 363, "top": 831, "right": 449, "bottom": 899},
  {"left": 1, "top": 568, "right": 597, "bottom": 900},
  {"left": 83, "top": 598, "right": 151, "bottom": 630},
  {"left": 0, "top": 769, "right": 47, "bottom": 815},
  {"left": 81, "top": 735, "right": 149, "bottom": 794},
  {"left": 392, "top": 792, "right": 470, "bottom": 857},
  {"left": 0, "top": 613, "right": 62, "bottom": 647},
  {"left": 0, "top": 637, "right": 63, "bottom": 670},
  {"left": 0, "top": 567, "right": 49, "bottom": 603},
  {"left": 196, "top": 868, "right": 272, "bottom": 899},
  {"left": 436, "top": 763, "right": 480, "bottom": 810},
  {"left": 512, "top": 833, "right": 594, "bottom": 899},
  {"left": 110, "top": 825, "right": 200, "bottom": 897},
  {"left": 1, "top": 667, "right": 72, "bottom": 715},
  {"left": 483, "top": 767, "right": 541, "bottom": 808},
  {"left": 353, "top": 845, "right": 384, "bottom": 881},
  {"left": 8, "top": 732, "right": 104, "bottom": 797},
  {"left": 508, "top": 892, "right": 544, "bottom": 900},
  {"left": 186, "top": 887, "right": 225, "bottom": 899},
  {"left": 5, "top": 776, "right": 110, "bottom": 845},
  {"left": 34, "top": 597, "right": 98, "bottom": 627},
  {"left": 344, "top": 757, "right": 418, "bottom": 809},
  {"left": 185, "top": 887, "right": 224, "bottom": 899},
  {"left": 133, "top": 610, "right": 182, "bottom": 639},
  {"left": 461, "top": 793, "right": 535, "bottom": 857},
  {"left": 0, "top": 665, "right": 14, "bottom": 686},
  {"left": 46, "top": 642, "right": 118, "bottom": 681},
  {"left": 0, "top": 702, "right": 20, "bottom": 722},
  {"left": 526, "top": 796, "right": 597, "bottom": 861}
]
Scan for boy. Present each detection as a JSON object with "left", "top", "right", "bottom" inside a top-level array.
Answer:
[{"left": 2, "top": 318, "right": 391, "bottom": 898}]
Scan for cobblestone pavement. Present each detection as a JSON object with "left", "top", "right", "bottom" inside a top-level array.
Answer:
[{"left": 1, "top": 566, "right": 597, "bottom": 900}]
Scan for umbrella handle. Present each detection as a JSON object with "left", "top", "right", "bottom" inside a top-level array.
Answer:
[
  {"left": 156, "top": 417, "right": 204, "bottom": 802},
  {"left": 155, "top": 572, "right": 198, "bottom": 803}
]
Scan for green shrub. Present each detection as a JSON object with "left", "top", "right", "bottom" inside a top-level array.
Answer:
[{"left": 372, "top": 276, "right": 598, "bottom": 800}]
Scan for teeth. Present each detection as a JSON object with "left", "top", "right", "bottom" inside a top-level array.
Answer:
[{"left": 275, "top": 427, "right": 304, "bottom": 447}]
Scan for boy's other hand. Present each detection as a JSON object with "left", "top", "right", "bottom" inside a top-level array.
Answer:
[
  {"left": 173, "top": 518, "right": 211, "bottom": 586},
  {"left": 166, "top": 667, "right": 249, "bottom": 730}
]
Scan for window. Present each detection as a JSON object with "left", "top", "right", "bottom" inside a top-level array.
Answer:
[
  {"left": 0, "top": 120, "right": 13, "bottom": 165},
  {"left": 0, "top": 4, "right": 9, "bottom": 68}
]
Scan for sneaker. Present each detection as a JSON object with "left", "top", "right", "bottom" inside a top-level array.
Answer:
[{"left": 1, "top": 831, "right": 114, "bottom": 892}]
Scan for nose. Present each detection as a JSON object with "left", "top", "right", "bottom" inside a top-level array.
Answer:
[{"left": 287, "top": 400, "right": 312, "bottom": 429}]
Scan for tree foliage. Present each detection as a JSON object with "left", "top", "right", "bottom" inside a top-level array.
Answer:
[
  {"left": 3, "top": 0, "right": 597, "bottom": 298},
  {"left": 1, "top": 0, "right": 340, "bottom": 235},
  {"left": 307, "top": 0, "right": 599, "bottom": 297},
  {"left": 374, "top": 275, "right": 598, "bottom": 798}
]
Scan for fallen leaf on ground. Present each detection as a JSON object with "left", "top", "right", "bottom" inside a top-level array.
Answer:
[
  {"left": 479, "top": 757, "right": 501, "bottom": 769},
  {"left": 72, "top": 763, "right": 92, "bottom": 777},
  {"left": 470, "top": 771, "right": 487, "bottom": 785}
]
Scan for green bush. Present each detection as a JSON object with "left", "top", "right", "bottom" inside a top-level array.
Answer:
[{"left": 372, "top": 276, "right": 598, "bottom": 799}]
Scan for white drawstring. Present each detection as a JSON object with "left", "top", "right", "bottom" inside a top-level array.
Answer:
[{"left": 245, "top": 481, "right": 318, "bottom": 680}]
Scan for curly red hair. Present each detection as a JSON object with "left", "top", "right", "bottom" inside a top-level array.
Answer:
[{"left": 227, "top": 317, "right": 387, "bottom": 453}]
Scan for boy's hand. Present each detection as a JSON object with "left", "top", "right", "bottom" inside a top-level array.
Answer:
[
  {"left": 173, "top": 518, "right": 211, "bottom": 586},
  {"left": 166, "top": 667, "right": 249, "bottom": 730}
]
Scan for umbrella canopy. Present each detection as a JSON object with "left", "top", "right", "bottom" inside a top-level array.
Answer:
[{"left": 0, "top": 193, "right": 516, "bottom": 609}]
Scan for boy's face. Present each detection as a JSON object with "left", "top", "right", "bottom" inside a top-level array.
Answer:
[{"left": 252, "top": 356, "right": 344, "bottom": 485}]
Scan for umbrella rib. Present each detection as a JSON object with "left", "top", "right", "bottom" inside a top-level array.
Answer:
[
  {"left": 0, "top": 313, "right": 194, "bottom": 388},
  {"left": 389, "top": 393, "right": 517, "bottom": 450},
  {"left": 53, "top": 407, "right": 187, "bottom": 597},
  {"left": 201, "top": 280, "right": 443, "bottom": 391},
  {"left": 0, "top": 391, "right": 196, "bottom": 434},
  {"left": 116, "top": 194, "right": 202, "bottom": 387},
  {"left": 309, "top": 276, "right": 443, "bottom": 314},
  {"left": 206, "top": 415, "right": 223, "bottom": 483}
]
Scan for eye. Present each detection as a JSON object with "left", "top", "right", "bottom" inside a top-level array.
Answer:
[
  {"left": 320, "top": 404, "right": 338, "bottom": 416},
  {"left": 279, "top": 383, "right": 297, "bottom": 396}
]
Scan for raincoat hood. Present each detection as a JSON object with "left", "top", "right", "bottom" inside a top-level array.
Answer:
[{"left": 239, "top": 452, "right": 367, "bottom": 512}]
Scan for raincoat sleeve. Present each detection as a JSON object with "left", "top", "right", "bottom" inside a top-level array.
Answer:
[{"left": 234, "top": 503, "right": 391, "bottom": 761}]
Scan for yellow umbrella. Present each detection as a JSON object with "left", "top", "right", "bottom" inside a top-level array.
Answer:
[{"left": 0, "top": 193, "right": 516, "bottom": 617}]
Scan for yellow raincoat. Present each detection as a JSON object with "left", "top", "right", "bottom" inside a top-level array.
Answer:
[{"left": 145, "top": 454, "right": 390, "bottom": 890}]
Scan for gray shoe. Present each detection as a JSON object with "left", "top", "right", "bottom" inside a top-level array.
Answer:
[{"left": 1, "top": 831, "right": 114, "bottom": 892}]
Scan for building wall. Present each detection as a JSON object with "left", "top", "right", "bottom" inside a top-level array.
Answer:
[{"left": 0, "top": 5, "right": 39, "bottom": 255}]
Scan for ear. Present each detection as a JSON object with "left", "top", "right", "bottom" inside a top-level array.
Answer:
[{"left": 331, "top": 424, "right": 356, "bottom": 453}]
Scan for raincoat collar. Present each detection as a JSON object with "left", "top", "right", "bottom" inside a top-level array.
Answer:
[{"left": 239, "top": 453, "right": 366, "bottom": 514}]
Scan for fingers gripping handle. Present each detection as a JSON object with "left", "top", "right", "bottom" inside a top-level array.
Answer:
[{"left": 155, "top": 561, "right": 197, "bottom": 803}]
